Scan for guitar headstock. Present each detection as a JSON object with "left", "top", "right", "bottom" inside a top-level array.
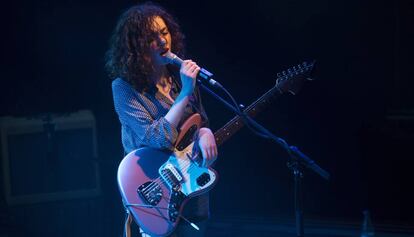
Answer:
[{"left": 275, "top": 60, "right": 315, "bottom": 95}]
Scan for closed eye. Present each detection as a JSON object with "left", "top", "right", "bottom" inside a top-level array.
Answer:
[{"left": 160, "top": 27, "right": 169, "bottom": 35}]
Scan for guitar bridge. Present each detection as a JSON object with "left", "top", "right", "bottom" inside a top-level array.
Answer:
[{"left": 137, "top": 181, "right": 163, "bottom": 206}]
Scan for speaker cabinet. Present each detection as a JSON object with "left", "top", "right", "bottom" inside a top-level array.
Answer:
[{"left": 0, "top": 110, "right": 101, "bottom": 205}]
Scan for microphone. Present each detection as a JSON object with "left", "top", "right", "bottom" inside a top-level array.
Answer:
[{"left": 164, "top": 51, "right": 221, "bottom": 87}]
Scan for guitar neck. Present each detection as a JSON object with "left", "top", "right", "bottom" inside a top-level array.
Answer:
[{"left": 214, "top": 85, "right": 283, "bottom": 146}]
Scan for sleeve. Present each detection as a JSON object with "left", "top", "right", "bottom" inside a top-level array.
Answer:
[{"left": 112, "top": 80, "right": 178, "bottom": 151}]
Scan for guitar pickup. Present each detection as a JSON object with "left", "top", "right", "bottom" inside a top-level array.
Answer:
[
  {"left": 161, "top": 163, "right": 183, "bottom": 188},
  {"left": 196, "top": 173, "right": 210, "bottom": 187}
]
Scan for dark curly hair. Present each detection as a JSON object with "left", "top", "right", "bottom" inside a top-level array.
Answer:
[{"left": 105, "top": 2, "right": 185, "bottom": 92}]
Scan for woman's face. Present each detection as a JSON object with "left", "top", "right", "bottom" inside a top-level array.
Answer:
[{"left": 149, "top": 16, "right": 172, "bottom": 66}]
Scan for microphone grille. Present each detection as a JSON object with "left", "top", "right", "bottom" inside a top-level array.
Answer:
[{"left": 164, "top": 51, "right": 182, "bottom": 66}]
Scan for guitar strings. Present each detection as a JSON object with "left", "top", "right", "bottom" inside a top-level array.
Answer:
[
  {"left": 141, "top": 114, "right": 237, "bottom": 195},
  {"left": 141, "top": 156, "right": 193, "bottom": 194},
  {"left": 141, "top": 109, "right": 246, "bottom": 195}
]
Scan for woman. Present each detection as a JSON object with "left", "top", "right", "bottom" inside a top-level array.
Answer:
[{"left": 105, "top": 2, "right": 217, "bottom": 236}]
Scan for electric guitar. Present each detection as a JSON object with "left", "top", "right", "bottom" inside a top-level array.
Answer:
[{"left": 117, "top": 61, "right": 315, "bottom": 236}]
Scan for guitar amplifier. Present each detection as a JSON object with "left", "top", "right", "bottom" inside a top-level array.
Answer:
[{"left": 0, "top": 110, "right": 101, "bottom": 205}]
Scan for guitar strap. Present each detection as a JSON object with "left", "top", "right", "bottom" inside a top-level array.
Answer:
[
  {"left": 123, "top": 208, "right": 133, "bottom": 237},
  {"left": 124, "top": 203, "right": 152, "bottom": 237}
]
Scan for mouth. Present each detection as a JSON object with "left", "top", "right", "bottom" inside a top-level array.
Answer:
[{"left": 159, "top": 48, "right": 170, "bottom": 56}]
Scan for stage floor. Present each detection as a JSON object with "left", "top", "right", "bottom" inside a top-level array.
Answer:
[{"left": 206, "top": 214, "right": 414, "bottom": 237}]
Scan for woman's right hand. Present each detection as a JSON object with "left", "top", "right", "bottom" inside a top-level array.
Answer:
[{"left": 179, "top": 60, "right": 200, "bottom": 96}]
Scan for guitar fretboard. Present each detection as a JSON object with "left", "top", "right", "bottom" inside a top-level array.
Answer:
[{"left": 214, "top": 85, "right": 283, "bottom": 147}]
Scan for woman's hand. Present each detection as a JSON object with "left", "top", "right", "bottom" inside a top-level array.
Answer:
[
  {"left": 179, "top": 60, "right": 200, "bottom": 96},
  {"left": 197, "top": 127, "right": 218, "bottom": 167}
]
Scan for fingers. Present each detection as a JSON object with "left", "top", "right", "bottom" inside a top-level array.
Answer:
[
  {"left": 182, "top": 60, "right": 200, "bottom": 78},
  {"left": 200, "top": 148, "right": 207, "bottom": 167},
  {"left": 211, "top": 145, "right": 218, "bottom": 165},
  {"left": 212, "top": 143, "right": 218, "bottom": 159},
  {"left": 179, "top": 60, "right": 200, "bottom": 95},
  {"left": 199, "top": 144, "right": 218, "bottom": 167},
  {"left": 197, "top": 127, "right": 218, "bottom": 167}
]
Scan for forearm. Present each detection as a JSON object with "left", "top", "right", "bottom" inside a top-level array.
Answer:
[
  {"left": 164, "top": 91, "right": 190, "bottom": 128},
  {"left": 165, "top": 59, "right": 199, "bottom": 127}
]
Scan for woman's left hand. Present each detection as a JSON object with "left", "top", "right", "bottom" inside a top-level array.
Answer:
[{"left": 197, "top": 127, "right": 218, "bottom": 167}]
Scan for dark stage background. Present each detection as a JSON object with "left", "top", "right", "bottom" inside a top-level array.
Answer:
[{"left": 1, "top": 0, "right": 414, "bottom": 236}]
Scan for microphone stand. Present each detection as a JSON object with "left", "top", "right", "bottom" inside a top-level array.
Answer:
[{"left": 198, "top": 80, "right": 330, "bottom": 237}]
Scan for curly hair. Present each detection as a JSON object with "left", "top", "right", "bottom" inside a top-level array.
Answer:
[{"left": 105, "top": 2, "right": 185, "bottom": 92}]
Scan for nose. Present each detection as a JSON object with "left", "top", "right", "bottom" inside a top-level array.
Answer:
[{"left": 158, "top": 35, "right": 167, "bottom": 47}]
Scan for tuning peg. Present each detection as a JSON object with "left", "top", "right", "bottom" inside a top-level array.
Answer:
[
  {"left": 282, "top": 71, "right": 287, "bottom": 76},
  {"left": 277, "top": 72, "right": 281, "bottom": 78},
  {"left": 287, "top": 68, "right": 293, "bottom": 74}
]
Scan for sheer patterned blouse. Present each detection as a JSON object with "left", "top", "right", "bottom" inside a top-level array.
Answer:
[{"left": 112, "top": 77, "right": 208, "bottom": 154}]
